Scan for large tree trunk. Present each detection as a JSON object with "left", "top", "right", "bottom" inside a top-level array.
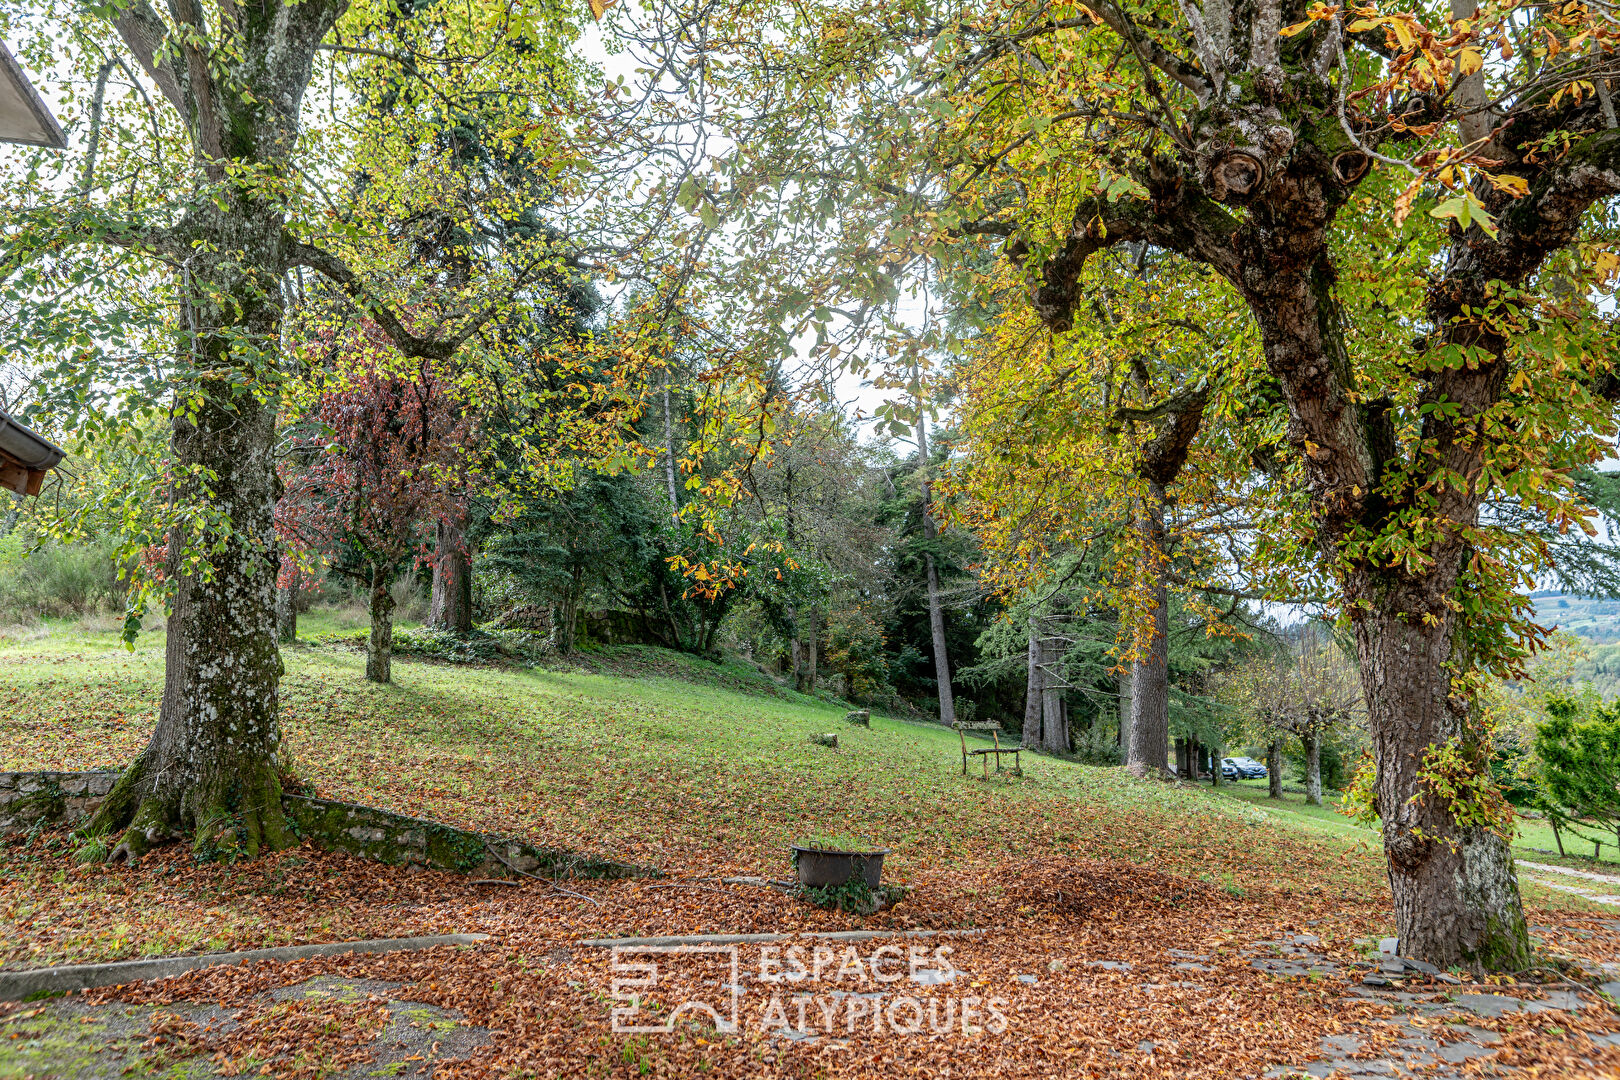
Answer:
[
  {"left": 1039, "top": 634, "right": 1070, "bottom": 754},
  {"left": 1117, "top": 666, "right": 1132, "bottom": 752},
  {"left": 1303, "top": 730, "right": 1323, "bottom": 806},
  {"left": 924, "top": 552, "right": 955, "bottom": 724},
  {"left": 912, "top": 407, "right": 956, "bottom": 725},
  {"left": 1252, "top": 261, "right": 1529, "bottom": 971},
  {"left": 805, "top": 610, "right": 818, "bottom": 691},
  {"left": 1267, "top": 738, "right": 1283, "bottom": 799},
  {"left": 1013, "top": 22, "right": 1561, "bottom": 969},
  {"left": 91, "top": 364, "right": 291, "bottom": 862},
  {"left": 427, "top": 515, "right": 473, "bottom": 633},
  {"left": 1023, "top": 619, "right": 1043, "bottom": 748},
  {"left": 1357, "top": 605, "right": 1530, "bottom": 971},
  {"left": 366, "top": 565, "right": 395, "bottom": 683},
  {"left": 1126, "top": 482, "right": 1171, "bottom": 778},
  {"left": 275, "top": 582, "right": 297, "bottom": 644},
  {"left": 80, "top": 0, "right": 348, "bottom": 866}
]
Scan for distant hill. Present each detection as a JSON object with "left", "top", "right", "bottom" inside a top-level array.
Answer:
[
  {"left": 1531, "top": 592, "right": 1620, "bottom": 644},
  {"left": 1531, "top": 592, "right": 1620, "bottom": 698}
]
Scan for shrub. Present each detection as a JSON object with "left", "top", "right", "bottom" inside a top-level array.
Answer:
[
  {"left": 0, "top": 535, "right": 123, "bottom": 621},
  {"left": 1071, "top": 723, "right": 1122, "bottom": 766},
  {"left": 1285, "top": 739, "right": 1346, "bottom": 790},
  {"left": 1535, "top": 695, "right": 1620, "bottom": 850},
  {"left": 326, "top": 626, "right": 550, "bottom": 664},
  {"left": 825, "top": 605, "right": 891, "bottom": 703}
]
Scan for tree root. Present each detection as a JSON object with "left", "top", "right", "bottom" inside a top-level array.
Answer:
[
  {"left": 80, "top": 754, "right": 295, "bottom": 865},
  {"left": 107, "top": 797, "right": 171, "bottom": 866}
]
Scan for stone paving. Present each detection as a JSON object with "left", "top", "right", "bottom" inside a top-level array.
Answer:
[
  {"left": 1243, "top": 934, "right": 1618, "bottom": 1079},
  {"left": 0, "top": 975, "right": 491, "bottom": 1078},
  {"left": 5, "top": 934, "right": 1618, "bottom": 1076}
]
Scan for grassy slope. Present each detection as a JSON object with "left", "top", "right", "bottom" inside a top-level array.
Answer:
[
  {"left": 0, "top": 623, "right": 1597, "bottom": 966},
  {"left": 1205, "top": 779, "right": 1619, "bottom": 909}
]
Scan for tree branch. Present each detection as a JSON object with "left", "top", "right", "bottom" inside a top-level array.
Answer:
[
  {"left": 1089, "top": 1, "right": 1213, "bottom": 102},
  {"left": 108, "top": 0, "right": 187, "bottom": 118},
  {"left": 285, "top": 238, "right": 563, "bottom": 364},
  {"left": 1009, "top": 176, "right": 1244, "bottom": 332}
]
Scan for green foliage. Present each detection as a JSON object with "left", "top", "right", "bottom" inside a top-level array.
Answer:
[
  {"left": 1284, "top": 741, "right": 1347, "bottom": 792},
  {"left": 824, "top": 605, "right": 891, "bottom": 702},
  {"left": 1535, "top": 696, "right": 1620, "bottom": 846},
  {"left": 70, "top": 819, "right": 112, "bottom": 867},
  {"left": 793, "top": 833, "right": 876, "bottom": 853},
  {"left": 796, "top": 877, "right": 908, "bottom": 915},
  {"left": 1414, "top": 737, "right": 1516, "bottom": 845},
  {"left": 1340, "top": 755, "right": 1381, "bottom": 828},
  {"left": 1069, "top": 723, "right": 1123, "bottom": 767},
  {"left": 327, "top": 626, "right": 553, "bottom": 665},
  {"left": 0, "top": 536, "right": 123, "bottom": 622}
]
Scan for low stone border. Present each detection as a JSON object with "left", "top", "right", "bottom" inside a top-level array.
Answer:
[
  {"left": 279, "top": 795, "right": 652, "bottom": 880},
  {"left": 0, "top": 770, "right": 120, "bottom": 830},
  {"left": 0, "top": 770, "right": 655, "bottom": 881},
  {"left": 0, "top": 933, "right": 489, "bottom": 1002},
  {"left": 578, "top": 928, "right": 991, "bottom": 947}
]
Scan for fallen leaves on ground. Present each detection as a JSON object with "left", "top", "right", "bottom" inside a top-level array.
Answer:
[
  {"left": 1, "top": 850, "right": 1600, "bottom": 1079},
  {"left": 2, "top": 639, "right": 1616, "bottom": 1076}
]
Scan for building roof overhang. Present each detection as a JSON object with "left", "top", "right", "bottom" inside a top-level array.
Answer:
[{"left": 0, "top": 40, "right": 65, "bottom": 149}]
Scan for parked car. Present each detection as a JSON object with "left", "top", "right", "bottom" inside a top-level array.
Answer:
[{"left": 1223, "top": 757, "right": 1269, "bottom": 779}]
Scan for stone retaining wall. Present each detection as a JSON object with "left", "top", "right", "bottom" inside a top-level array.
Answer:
[
  {"left": 0, "top": 770, "right": 652, "bottom": 881},
  {"left": 0, "top": 770, "right": 120, "bottom": 830},
  {"left": 279, "top": 794, "right": 650, "bottom": 879}
]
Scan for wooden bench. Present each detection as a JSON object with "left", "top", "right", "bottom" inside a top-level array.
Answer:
[{"left": 953, "top": 721, "right": 1021, "bottom": 778}]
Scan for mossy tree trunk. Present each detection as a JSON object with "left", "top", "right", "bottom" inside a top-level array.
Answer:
[
  {"left": 1358, "top": 600, "right": 1530, "bottom": 971},
  {"left": 80, "top": 0, "right": 499, "bottom": 861},
  {"left": 367, "top": 564, "right": 395, "bottom": 683},
  {"left": 427, "top": 516, "right": 473, "bottom": 633},
  {"left": 276, "top": 582, "right": 298, "bottom": 643},
  {"left": 1267, "top": 739, "right": 1283, "bottom": 799},
  {"left": 1303, "top": 730, "right": 1322, "bottom": 806},
  {"left": 91, "top": 213, "right": 297, "bottom": 863},
  {"left": 82, "top": 0, "right": 355, "bottom": 861}
]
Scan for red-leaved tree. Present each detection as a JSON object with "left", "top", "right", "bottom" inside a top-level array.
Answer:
[{"left": 277, "top": 322, "right": 478, "bottom": 682}]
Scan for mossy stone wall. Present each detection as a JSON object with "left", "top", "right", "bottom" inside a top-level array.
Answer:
[
  {"left": 1, "top": 770, "right": 653, "bottom": 881},
  {"left": 0, "top": 770, "right": 120, "bottom": 830}
]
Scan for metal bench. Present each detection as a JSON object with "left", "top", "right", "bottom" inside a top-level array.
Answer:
[{"left": 953, "top": 721, "right": 1021, "bottom": 778}]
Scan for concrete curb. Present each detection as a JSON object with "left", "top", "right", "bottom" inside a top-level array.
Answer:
[
  {"left": 578, "top": 928, "right": 990, "bottom": 947},
  {"left": 0, "top": 933, "right": 490, "bottom": 1001}
]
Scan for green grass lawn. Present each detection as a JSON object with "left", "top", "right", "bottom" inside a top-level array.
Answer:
[
  {"left": 1202, "top": 776, "right": 1620, "bottom": 899},
  {"left": 0, "top": 619, "right": 1606, "bottom": 967},
  {"left": 0, "top": 623, "right": 1331, "bottom": 880},
  {"left": 0, "top": 617, "right": 1602, "bottom": 893}
]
